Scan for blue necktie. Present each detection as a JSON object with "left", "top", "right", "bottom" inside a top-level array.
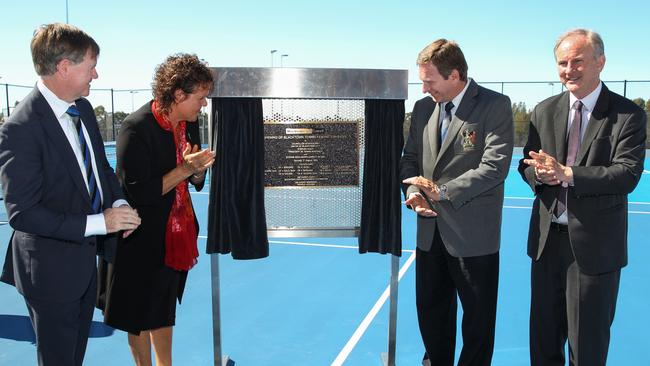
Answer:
[
  {"left": 439, "top": 101, "right": 454, "bottom": 148},
  {"left": 66, "top": 105, "right": 101, "bottom": 214}
]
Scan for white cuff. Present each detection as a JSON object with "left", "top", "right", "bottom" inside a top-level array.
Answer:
[{"left": 85, "top": 213, "right": 107, "bottom": 237}]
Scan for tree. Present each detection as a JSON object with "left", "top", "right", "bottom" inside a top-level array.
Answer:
[
  {"left": 645, "top": 99, "right": 650, "bottom": 112},
  {"left": 512, "top": 102, "right": 532, "bottom": 147},
  {"left": 632, "top": 98, "right": 645, "bottom": 109},
  {"left": 403, "top": 112, "right": 412, "bottom": 143},
  {"left": 94, "top": 105, "right": 108, "bottom": 140}
]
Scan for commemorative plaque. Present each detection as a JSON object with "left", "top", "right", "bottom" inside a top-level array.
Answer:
[{"left": 264, "top": 120, "right": 359, "bottom": 187}]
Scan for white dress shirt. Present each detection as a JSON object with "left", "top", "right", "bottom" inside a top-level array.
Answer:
[
  {"left": 37, "top": 79, "right": 126, "bottom": 236},
  {"left": 554, "top": 82, "right": 602, "bottom": 224}
]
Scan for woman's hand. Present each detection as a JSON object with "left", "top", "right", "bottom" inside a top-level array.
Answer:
[{"left": 181, "top": 143, "right": 216, "bottom": 177}]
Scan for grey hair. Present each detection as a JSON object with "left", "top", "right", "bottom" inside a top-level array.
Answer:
[{"left": 554, "top": 28, "right": 604, "bottom": 59}]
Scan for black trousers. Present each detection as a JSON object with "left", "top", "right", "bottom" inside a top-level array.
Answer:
[
  {"left": 530, "top": 226, "right": 620, "bottom": 366},
  {"left": 24, "top": 269, "right": 97, "bottom": 366},
  {"left": 416, "top": 229, "right": 499, "bottom": 366}
]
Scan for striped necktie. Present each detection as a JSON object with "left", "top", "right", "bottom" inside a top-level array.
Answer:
[
  {"left": 66, "top": 105, "right": 101, "bottom": 214},
  {"left": 554, "top": 100, "right": 583, "bottom": 217}
]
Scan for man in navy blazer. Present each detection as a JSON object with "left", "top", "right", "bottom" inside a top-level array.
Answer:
[
  {"left": 0, "top": 23, "right": 141, "bottom": 366},
  {"left": 519, "top": 29, "right": 646, "bottom": 365}
]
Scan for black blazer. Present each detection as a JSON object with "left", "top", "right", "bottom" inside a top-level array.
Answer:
[
  {"left": 518, "top": 84, "right": 647, "bottom": 274},
  {"left": 0, "top": 87, "right": 124, "bottom": 301}
]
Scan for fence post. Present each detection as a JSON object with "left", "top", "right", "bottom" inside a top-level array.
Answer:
[
  {"left": 111, "top": 89, "right": 116, "bottom": 142},
  {"left": 5, "top": 84, "right": 9, "bottom": 117}
]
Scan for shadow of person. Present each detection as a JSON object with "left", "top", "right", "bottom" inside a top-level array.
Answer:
[{"left": 0, "top": 314, "right": 115, "bottom": 343}]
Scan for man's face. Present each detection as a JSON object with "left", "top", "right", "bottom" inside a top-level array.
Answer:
[
  {"left": 418, "top": 62, "right": 458, "bottom": 103},
  {"left": 555, "top": 35, "right": 605, "bottom": 99},
  {"left": 64, "top": 49, "right": 98, "bottom": 100},
  {"left": 173, "top": 85, "right": 210, "bottom": 122}
]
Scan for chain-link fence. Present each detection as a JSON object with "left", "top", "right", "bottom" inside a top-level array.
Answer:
[
  {"left": 0, "top": 85, "right": 210, "bottom": 144},
  {"left": 2, "top": 80, "right": 649, "bottom": 147}
]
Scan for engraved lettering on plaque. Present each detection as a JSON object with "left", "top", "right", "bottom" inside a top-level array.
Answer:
[{"left": 264, "top": 121, "right": 359, "bottom": 187}]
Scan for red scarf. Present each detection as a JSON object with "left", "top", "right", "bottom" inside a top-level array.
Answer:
[{"left": 152, "top": 101, "right": 198, "bottom": 271}]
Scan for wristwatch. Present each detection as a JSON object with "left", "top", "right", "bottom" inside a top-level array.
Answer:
[{"left": 438, "top": 184, "right": 448, "bottom": 201}]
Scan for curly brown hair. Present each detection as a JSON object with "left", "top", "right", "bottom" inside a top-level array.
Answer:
[{"left": 152, "top": 53, "right": 213, "bottom": 115}]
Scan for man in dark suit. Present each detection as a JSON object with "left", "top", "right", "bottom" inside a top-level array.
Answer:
[
  {"left": 519, "top": 29, "right": 646, "bottom": 366},
  {"left": 400, "top": 39, "right": 513, "bottom": 366},
  {"left": 0, "top": 23, "right": 141, "bottom": 366}
]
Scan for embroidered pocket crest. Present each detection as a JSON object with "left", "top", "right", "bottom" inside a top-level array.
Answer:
[{"left": 461, "top": 128, "right": 477, "bottom": 150}]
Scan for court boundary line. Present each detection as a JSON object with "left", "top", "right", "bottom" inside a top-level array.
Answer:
[{"left": 331, "top": 250, "right": 416, "bottom": 366}]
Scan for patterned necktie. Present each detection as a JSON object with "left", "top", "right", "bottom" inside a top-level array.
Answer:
[
  {"left": 66, "top": 105, "right": 101, "bottom": 214},
  {"left": 439, "top": 101, "right": 454, "bottom": 148},
  {"left": 555, "top": 100, "right": 583, "bottom": 217}
]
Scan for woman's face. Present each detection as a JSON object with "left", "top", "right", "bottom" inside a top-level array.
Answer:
[{"left": 170, "top": 85, "right": 210, "bottom": 122}]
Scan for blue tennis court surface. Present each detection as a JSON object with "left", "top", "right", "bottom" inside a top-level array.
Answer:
[{"left": 0, "top": 150, "right": 649, "bottom": 365}]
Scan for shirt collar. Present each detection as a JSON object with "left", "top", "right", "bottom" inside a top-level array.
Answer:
[
  {"left": 447, "top": 77, "right": 472, "bottom": 113},
  {"left": 569, "top": 81, "right": 602, "bottom": 112},
  {"left": 37, "top": 79, "right": 75, "bottom": 119}
]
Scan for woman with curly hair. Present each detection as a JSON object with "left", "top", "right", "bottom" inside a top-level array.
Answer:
[{"left": 102, "top": 53, "right": 215, "bottom": 366}]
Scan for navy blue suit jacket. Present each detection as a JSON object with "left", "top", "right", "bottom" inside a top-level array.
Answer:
[{"left": 0, "top": 87, "right": 124, "bottom": 302}]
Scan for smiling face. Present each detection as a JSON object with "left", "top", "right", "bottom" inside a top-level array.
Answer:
[
  {"left": 418, "top": 62, "right": 462, "bottom": 103},
  {"left": 64, "top": 49, "right": 98, "bottom": 100},
  {"left": 555, "top": 34, "right": 605, "bottom": 99},
  {"left": 169, "top": 84, "right": 210, "bottom": 123}
]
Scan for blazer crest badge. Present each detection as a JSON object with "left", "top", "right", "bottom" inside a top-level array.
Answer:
[{"left": 461, "top": 128, "right": 478, "bottom": 150}]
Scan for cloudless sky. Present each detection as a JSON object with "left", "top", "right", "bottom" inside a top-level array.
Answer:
[{"left": 1, "top": 0, "right": 649, "bottom": 111}]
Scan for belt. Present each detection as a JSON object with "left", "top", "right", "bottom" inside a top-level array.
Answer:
[{"left": 549, "top": 222, "right": 569, "bottom": 233}]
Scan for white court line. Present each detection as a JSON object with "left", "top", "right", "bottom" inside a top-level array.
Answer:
[
  {"left": 504, "top": 205, "right": 532, "bottom": 210},
  {"left": 197, "top": 236, "right": 417, "bottom": 253},
  {"left": 270, "top": 240, "right": 358, "bottom": 250},
  {"left": 331, "top": 250, "right": 417, "bottom": 366},
  {"left": 195, "top": 234, "right": 418, "bottom": 363},
  {"left": 505, "top": 196, "right": 534, "bottom": 200}
]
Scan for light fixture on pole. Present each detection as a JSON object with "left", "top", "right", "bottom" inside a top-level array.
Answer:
[
  {"left": 281, "top": 54, "right": 289, "bottom": 68},
  {"left": 270, "top": 50, "right": 277, "bottom": 67},
  {"left": 129, "top": 90, "right": 138, "bottom": 112},
  {"left": 548, "top": 82, "right": 554, "bottom": 96}
]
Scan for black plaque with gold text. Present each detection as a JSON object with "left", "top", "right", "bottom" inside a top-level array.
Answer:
[{"left": 264, "top": 121, "right": 359, "bottom": 187}]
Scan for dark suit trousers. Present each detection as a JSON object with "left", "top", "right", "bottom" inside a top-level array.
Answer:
[
  {"left": 530, "top": 226, "right": 620, "bottom": 366},
  {"left": 416, "top": 229, "right": 499, "bottom": 366},
  {"left": 25, "top": 268, "right": 97, "bottom": 366}
]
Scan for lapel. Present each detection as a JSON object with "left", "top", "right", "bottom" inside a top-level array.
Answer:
[
  {"left": 435, "top": 80, "right": 478, "bottom": 166},
  {"left": 553, "top": 92, "right": 570, "bottom": 162},
  {"left": 33, "top": 90, "right": 92, "bottom": 207},
  {"left": 575, "top": 85, "right": 609, "bottom": 165},
  {"left": 426, "top": 102, "right": 441, "bottom": 158}
]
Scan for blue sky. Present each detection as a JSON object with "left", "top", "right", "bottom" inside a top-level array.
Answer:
[{"left": 1, "top": 0, "right": 649, "bottom": 111}]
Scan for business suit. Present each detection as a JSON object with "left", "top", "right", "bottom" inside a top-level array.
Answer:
[
  {"left": 0, "top": 87, "right": 124, "bottom": 365},
  {"left": 519, "top": 84, "right": 646, "bottom": 365},
  {"left": 401, "top": 79, "right": 514, "bottom": 365}
]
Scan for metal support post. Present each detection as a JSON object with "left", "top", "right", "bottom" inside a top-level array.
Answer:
[
  {"left": 210, "top": 254, "right": 233, "bottom": 366},
  {"left": 381, "top": 254, "right": 399, "bottom": 366}
]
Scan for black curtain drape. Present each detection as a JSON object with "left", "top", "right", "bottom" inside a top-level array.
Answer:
[
  {"left": 206, "top": 98, "right": 269, "bottom": 259},
  {"left": 359, "top": 99, "right": 405, "bottom": 256}
]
